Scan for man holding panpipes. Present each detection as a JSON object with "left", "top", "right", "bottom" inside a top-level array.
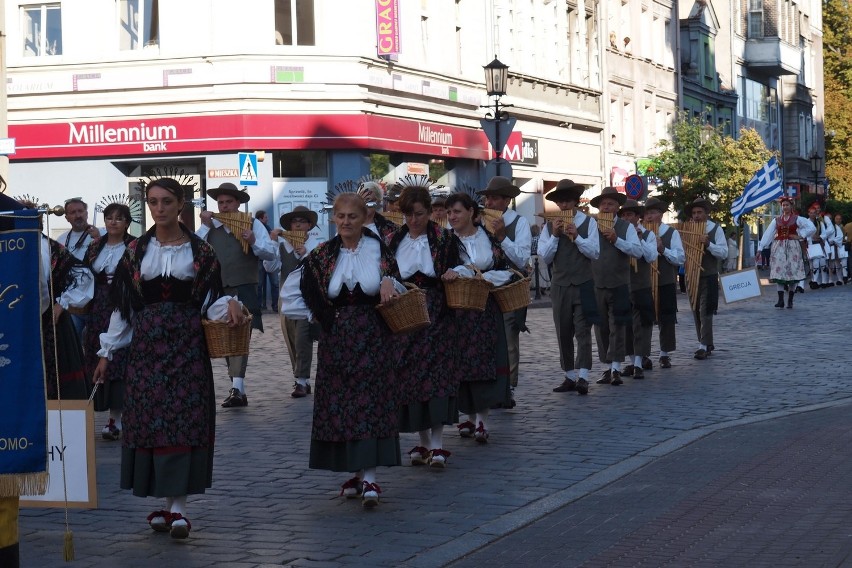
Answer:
[
  {"left": 198, "top": 182, "right": 277, "bottom": 407},
  {"left": 537, "top": 179, "right": 600, "bottom": 395}
]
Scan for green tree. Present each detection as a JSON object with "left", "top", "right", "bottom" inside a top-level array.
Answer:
[
  {"left": 649, "top": 113, "right": 728, "bottom": 218},
  {"left": 714, "top": 128, "right": 773, "bottom": 226},
  {"left": 823, "top": 0, "right": 852, "bottom": 201}
]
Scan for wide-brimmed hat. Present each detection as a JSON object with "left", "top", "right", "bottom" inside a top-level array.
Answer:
[
  {"left": 643, "top": 197, "right": 669, "bottom": 213},
  {"left": 619, "top": 198, "right": 644, "bottom": 216},
  {"left": 279, "top": 206, "right": 318, "bottom": 230},
  {"left": 683, "top": 197, "right": 713, "bottom": 216},
  {"left": 476, "top": 176, "right": 521, "bottom": 199},
  {"left": 589, "top": 187, "right": 627, "bottom": 208},
  {"left": 208, "top": 182, "right": 250, "bottom": 204},
  {"left": 545, "top": 179, "right": 585, "bottom": 203}
]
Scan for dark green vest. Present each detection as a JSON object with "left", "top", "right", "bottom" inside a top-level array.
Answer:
[
  {"left": 208, "top": 225, "right": 259, "bottom": 287},
  {"left": 702, "top": 224, "right": 722, "bottom": 276},
  {"left": 630, "top": 227, "right": 652, "bottom": 291},
  {"left": 549, "top": 215, "right": 593, "bottom": 286},
  {"left": 657, "top": 226, "right": 677, "bottom": 286},
  {"left": 591, "top": 217, "right": 631, "bottom": 289}
]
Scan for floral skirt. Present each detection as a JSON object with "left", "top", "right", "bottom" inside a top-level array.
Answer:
[
  {"left": 309, "top": 304, "right": 401, "bottom": 472},
  {"left": 453, "top": 297, "right": 511, "bottom": 414},
  {"left": 769, "top": 239, "right": 806, "bottom": 284},
  {"left": 120, "top": 301, "right": 215, "bottom": 497},
  {"left": 85, "top": 283, "right": 127, "bottom": 412},
  {"left": 397, "top": 287, "right": 459, "bottom": 431}
]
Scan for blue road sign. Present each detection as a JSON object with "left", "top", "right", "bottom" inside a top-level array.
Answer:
[
  {"left": 624, "top": 174, "right": 645, "bottom": 199},
  {"left": 238, "top": 152, "right": 259, "bottom": 186}
]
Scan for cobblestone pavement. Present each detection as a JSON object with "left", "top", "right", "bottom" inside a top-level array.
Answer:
[{"left": 18, "top": 283, "right": 852, "bottom": 567}]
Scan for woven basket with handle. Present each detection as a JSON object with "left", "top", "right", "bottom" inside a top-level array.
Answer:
[
  {"left": 202, "top": 306, "right": 252, "bottom": 358},
  {"left": 376, "top": 283, "right": 431, "bottom": 334},
  {"left": 444, "top": 265, "right": 493, "bottom": 311},
  {"left": 491, "top": 269, "right": 531, "bottom": 313}
]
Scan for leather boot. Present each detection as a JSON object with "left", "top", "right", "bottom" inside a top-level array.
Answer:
[
  {"left": 787, "top": 291, "right": 794, "bottom": 309},
  {"left": 775, "top": 291, "right": 785, "bottom": 308}
]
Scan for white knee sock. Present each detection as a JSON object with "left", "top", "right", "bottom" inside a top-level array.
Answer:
[
  {"left": 170, "top": 495, "right": 187, "bottom": 516},
  {"left": 418, "top": 430, "right": 431, "bottom": 448},
  {"left": 109, "top": 409, "right": 122, "bottom": 431},
  {"left": 232, "top": 377, "right": 245, "bottom": 393},
  {"left": 362, "top": 468, "right": 376, "bottom": 485},
  {"left": 565, "top": 370, "right": 578, "bottom": 380},
  {"left": 634, "top": 355, "right": 643, "bottom": 367},
  {"left": 578, "top": 368, "right": 589, "bottom": 379},
  {"left": 475, "top": 409, "right": 489, "bottom": 429},
  {"left": 430, "top": 426, "right": 443, "bottom": 450}
]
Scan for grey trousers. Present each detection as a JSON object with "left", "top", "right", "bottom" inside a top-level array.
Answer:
[
  {"left": 503, "top": 309, "right": 524, "bottom": 388},
  {"left": 658, "top": 320, "right": 677, "bottom": 353},
  {"left": 594, "top": 287, "right": 626, "bottom": 364},
  {"left": 551, "top": 284, "right": 593, "bottom": 371},
  {"left": 281, "top": 315, "right": 315, "bottom": 379},
  {"left": 691, "top": 279, "right": 715, "bottom": 347}
]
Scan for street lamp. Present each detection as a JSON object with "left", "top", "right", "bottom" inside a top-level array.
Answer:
[
  {"left": 482, "top": 57, "right": 513, "bottom": 178},
  {"left": 810, "top": 151, "right": 823, "bottom": 196}
]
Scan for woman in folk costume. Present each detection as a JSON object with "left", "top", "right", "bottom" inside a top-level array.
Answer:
[
  {"left": 758, "top": 197, "right": 814, "bottom": 309},
  {"left": 387, "top": 177, "right": 461, "bottom": 468},
  {"left": 83, "top": 198, "right": 137, "bottom": 440},
  {"left": 359, "top": 179, "right": 400, "bottom": 244},
  {"left": 443, "top": 191, "right": 513, "bottom": 443},
  {"left": 299, "top": 192, "right": 403, "bottom": 508},
  {"left": 93, "top": 178, "right": 243, "bottom": 539},
  {"left": 16, "top": 196, "right": 94, "bottom": 400}
]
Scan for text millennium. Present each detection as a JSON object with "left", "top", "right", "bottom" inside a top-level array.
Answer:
[{"left": 68, "top": 122, "right": 176, "bottom": 151}]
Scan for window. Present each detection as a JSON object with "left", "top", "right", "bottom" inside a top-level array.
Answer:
[
  {"left": 272, "top": 151, "right": 327, "bottom": 178},
  {"left": 275, "top": 0, "right": 315, "bottom": 46},
  {"left": 748, "top": 0, "right": 763, "bottom": 38},
  {"left": 23, "top": 4, "right": 62, "bottom": 56},
  {"left": 118, "top": 0, "right": 159, "bottom": 50}
]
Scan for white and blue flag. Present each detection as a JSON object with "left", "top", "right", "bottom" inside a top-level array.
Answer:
[{"left": 731, "top": 156, "right": 783, "bottom": 223}]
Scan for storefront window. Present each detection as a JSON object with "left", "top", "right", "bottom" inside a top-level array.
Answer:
[
  {"left": 23, "top": 4, "right": 62, "bottom": 57},
  {"left": 273, "top": 150, "right": 327, "bottom": 177}
]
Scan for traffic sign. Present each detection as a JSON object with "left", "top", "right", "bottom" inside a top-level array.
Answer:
[
  {"left": 480, "top": 116, "right": 517, "bottom": 154},
  {"left": 238, "top": 152, "right": 259, "bottom": 186},
  {"left": 624, "top": 174, "right": 645, "bottom": 200}
]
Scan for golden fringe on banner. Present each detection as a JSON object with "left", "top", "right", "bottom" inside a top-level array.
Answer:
[{"left": 0, "top": 471, "right": 48, "bottom": 497}]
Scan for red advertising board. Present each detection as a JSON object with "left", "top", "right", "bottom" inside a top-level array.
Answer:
[
  {"left": 8, "top": 114, "right": 490, "bottom": 161},
  {"left": 375, "top": 0, "right": 400, "bottom": 57}
]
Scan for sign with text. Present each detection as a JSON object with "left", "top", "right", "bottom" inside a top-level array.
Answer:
[
  {"left": 21, "top": 401, "right": 98, "bottom": 509},
  {"left": 375, "top": 0, "right": 400, "bottom": 57},
  {"left": 719, "top": 268, "right": 762, "bottom": 303},
  {"left": 273, "top": 179, "right": 329, "bottom": 243}
]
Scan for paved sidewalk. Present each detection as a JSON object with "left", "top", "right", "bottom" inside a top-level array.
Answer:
[{"left": 18, "top": 284, "right": 852, "bottom": 567}]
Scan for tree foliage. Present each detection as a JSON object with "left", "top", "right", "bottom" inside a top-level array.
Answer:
[
  {"left": 823, "top": 0, "right": 852, "bottom": 201},
  {"left": 649, "top": 114, "right": 773, "bottom": 224}
]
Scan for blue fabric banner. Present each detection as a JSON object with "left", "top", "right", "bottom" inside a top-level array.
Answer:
[{"left": 0, "top": 208, "right": 48, "bottom": 495}]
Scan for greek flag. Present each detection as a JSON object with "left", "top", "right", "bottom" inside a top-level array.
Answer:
[{"left": 731, "top": 156, "right": 783, "bottom": 223}]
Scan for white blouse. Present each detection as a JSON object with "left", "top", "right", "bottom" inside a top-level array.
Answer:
[
  {"left": 452, "top": 227, "right": 512, "bottom": 286},
  {"left": 39, "top": 236, "right": 94, "bottom": 313},
  {"left": 98, "top": 237, "right": 234, "bottom": 359},
  {"left": 92, "top": 241, "right": 128, "bottom": 282},
  {"left": 395, "top": 233, "right": 436, "bottom": 279},
  {"left": 328, "top": 237, "right": 384, "bottom": 298}
]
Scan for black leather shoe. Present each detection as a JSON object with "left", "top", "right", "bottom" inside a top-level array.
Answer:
[
  {"left": 632, "top": 369, "right": 645, "bottom": 380},
  {"left": 642, "top": 357, "right": 653, "bottom": 370},
  {"left": 221, "top": 388, "right": 248, "bottom": 407},
  {"left": 694, "top": 349, "right": 707, "bottom": 360},
  {"left": 796, "top": 285, "right": 805, "bottom": 293},
  {"left": 291, "top": 383, "right": 307, "bottom": 398},
  {"left": 305, "top": 384, "right": 312, "bottom": 394},
  {"left": 622, "top": 365, "right": 635, "bottom": 377},
  {"left": 611, "top": 371, "right": 623, "bottom": 386},
  {"left": 553, "top": 379, "right": 577, "bottom": 392},
  {"left": 659, "top": 356, "right": 672, "bottom": 369},
  {"left": 596, "top": 370, "right": 612, "bottom": 385},
  {"left": 576, "top": 378, "right": 589, "bottom": 395}
]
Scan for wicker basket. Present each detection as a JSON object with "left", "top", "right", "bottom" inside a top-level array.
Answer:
[
  {"left": 444, "top": 266, "right": 493, "bottom": 311},
  {"left": 202, "top": 306, "right": 252, "bottom": 358},
  {"left": 376, "top": 283, "right": 431, "bottom": 334},
  {"left": 491, "top": 269, "right": 532, "bottom": 313}
]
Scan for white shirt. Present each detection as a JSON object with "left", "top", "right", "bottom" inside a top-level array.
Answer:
[
  {"left": 611, "top": 219, "right": 643, "bottom": 259},
  {"left": 635, "top": 222, "right": 659, "bottom": 263},
  {"left": 196, "top": 217, "right": 277, "bottom": 261},
  {"left": 57, "top": 228, "right": 105, "bottom": 260},
  {"left": 705, "top": 220, "right": 729, "bottom": 260},
  {"left": 395, "top": 233, "right": 436, "bottom": 279},
  {"left": 97, "top": 238, "right": 234, "bottom": 359},
  {"left": 451, "top": 227, "right": 512, "bottom": 286},
  {"left": 658, "top": 224, "right": 686, "bottom": 267},
  {"left": 758, "top": 215, "right": 816, "bottom": 251},
  {"left": 499, "top": 209, "right": 532, "bottom": 269},
  {"left": 91, "top": 241, "right": 128, "bottom": 283},
  {"left": 328, "top": 236, "right": 384, "bottom": 298},
  {"left": 39, "top": 236, "right": 95, "bottom": 313},
  {"left": 536, "top": 210, "right": 600, "bottom": 264}
]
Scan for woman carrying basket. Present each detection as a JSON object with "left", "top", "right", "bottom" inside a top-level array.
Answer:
[
  {"left": 442, "top": 192, "right": 513, "bottom": 444},
  {"left": 299, "top": 192, "right": 403, "bottom": 508},
  {"left": 83, "top": 200, "right": 136, "bottom": 441},
  {"left": 92, "top": 178, "right": 244, "bottom": 539},
  {"left": 388, "top": 179, "right": 461, "bottom": 468}
]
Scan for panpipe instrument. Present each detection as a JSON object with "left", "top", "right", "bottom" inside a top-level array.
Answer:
[
  {"left": 280, "top": 230, "right": 307, "bottom": 248},
  {"left": 595, "top": 211, "right": 615, "bottom": 234},
  {"left": 538, "top": 210, "right": 576, "bottom": 241},
  {"left": 642, "top": 220, "right": 662, "bottom": 320},
  {"left": 382, "top": 211, "right": 404, "bottom": 226},
  {"left": 674, "top": 221, "right": 707, "bottom": 312},
  {"left": 480, "top": 207, "right": 504, "bottom": 233},
  {"left": 213, "top": 211, "right": 254, "bottom": 254}
]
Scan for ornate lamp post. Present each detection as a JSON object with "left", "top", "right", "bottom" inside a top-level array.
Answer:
[
  {"left": 481, "top": 57, "right": 514, "bottom": 178},
  {"left": 810, "top": 152, "right": 824, "bottom": 199}
]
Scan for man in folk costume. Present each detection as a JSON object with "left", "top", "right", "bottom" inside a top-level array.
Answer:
[
  {"left": 590, "top": 187, "right": 643, "bottom": 385},
  {"left": 802, "top": 204, "right": 825, "bottom": 290},
  {"left": 642, "top": 198, "right": 684, "bottom": 369},
  {"left": 619, "top": 200, "right": 658, "bottom": 380},
  {"left": 829, "top": 213, "right": 847, "bottom": 285},
  {"left": 537, "top": 179, "right": 600, "bottom": 395},
  {"left": 56, "top": 197, "right": 103, "bottom": 338},
  {"left": 273, "top": 206, "right": 322, "bottom": 398},
  {"left": 682, "top": 197, "right": 727, "bottom": 360},
  {"left": 477, "top": 176, "right": 531, "bottom": 407},
  {"left": 757, "top": 197, "right": 815, "bottom": 309},
  {"left": 198, "top": 182, "right": 277, "bottom": 407}
]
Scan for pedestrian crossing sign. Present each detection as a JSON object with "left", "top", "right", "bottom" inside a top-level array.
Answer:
[{"left": 238, "top": 152, "right": 259, "bottom": 186}]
